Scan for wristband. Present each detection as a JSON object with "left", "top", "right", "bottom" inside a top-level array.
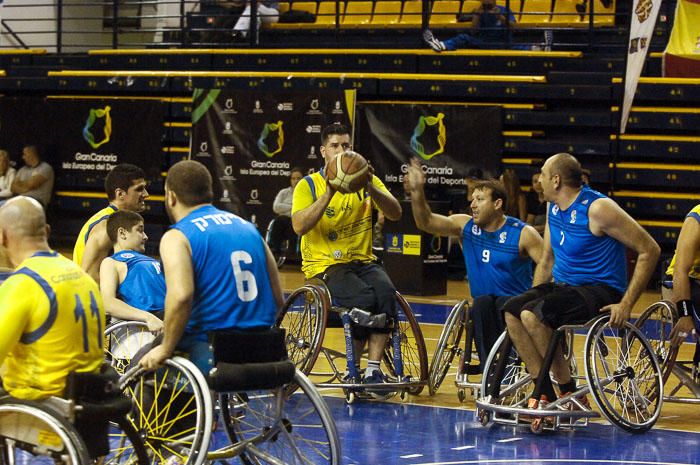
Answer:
[{"left": 677, "top": 299, "right": 695, "bottom": 318}]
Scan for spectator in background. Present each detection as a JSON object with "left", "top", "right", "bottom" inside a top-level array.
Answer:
[
  {"left": 423, "top": 0, "right": 553, "bottom": 52},
  {"left": 268, "top": 167, "right": 303, "bottom": 261},
  {"left": 581, "top": 168, "right": 591, "bottom": 186},
  {"left": 525, "top": 172, "right": 546, "bottom": 235},
  {"left": 232, "top": 0, "right": 280, "bottom": 41},
  {"left": 500, "top": 168, "right": 527, "bottom": 221},
  {"left": 10, "top": 145, "right": 54, "bottom": 209},
  {"left": 0, "top": 150, "right": 16, "bottom": 202}
]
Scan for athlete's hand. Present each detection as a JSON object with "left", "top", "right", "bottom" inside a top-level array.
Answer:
[
  {"left": 406, "top": 158, "right": 426, "bottom": 192},
  {"left": 601, "top": 302, "right": 630, "bottom": 328},
  {"left": 140, "top": 345, "right": 171, "bottom": 371},
  {"left": 670, "top": 316, "right": 696, "bottom": 347},
  {"left": 145, "top": 313, "right": 164, "bottom": 333}
]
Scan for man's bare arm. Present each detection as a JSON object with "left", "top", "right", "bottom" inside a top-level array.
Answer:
[{"left": 80, "top": 221, "right": 113, "bottom": 283}]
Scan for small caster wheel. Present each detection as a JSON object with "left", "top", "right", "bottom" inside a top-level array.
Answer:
[
  {"left": 345, "top": 391, "right": 356, "bottom": 404},
  {"left": 478, "top": 410, "right": 490, "bottom": 426},
  {"left": 400, "top": 391, "right": 408, "bottom": 401},
  {"left": 457, "top": 389, "right": 466, "bottom": 403},
  {"left": 530, "top": 418, "right": 543, "bottom": 434}
]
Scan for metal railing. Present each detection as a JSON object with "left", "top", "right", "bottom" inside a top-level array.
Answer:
[{"left": 0, "top": 0, "right": 675, "bottom": 52}]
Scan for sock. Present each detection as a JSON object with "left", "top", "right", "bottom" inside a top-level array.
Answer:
[
  {"left": 558, "top": 380, "right": 577, "bottom": 395},
  {"left": 536, "top": 380, "right": 557, "bottom": 402},
  {"left": 365, "top": 360, "right": 380, "bottom": 378}
]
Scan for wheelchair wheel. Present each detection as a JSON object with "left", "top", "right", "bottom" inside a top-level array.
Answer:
[
  {"left": 104, "top": 321, "right": 156, "bottom": 375},
  {"left": 634, "top": 300, "right": 679, "bottom": 385},
  {"left": 0, "top": 398, "right": 91, "bottom": 465},
  {"left": 480, "top": 331, "right": 530, "bottom": 407},
  {"left": 584, "top": 315, "right": 663, "bottom": 433},
  {"left": 104, "top": 418, "right": 150, "bottom": 465},
  {"left": 428, "top": 300, "right": 469, "bottom": 396},
  {"left": 119, "top": 356, "right": 213, "bottom": 465},
  {"left": 381, "top": 293, "right": 429, "bottom": 395},
  {"left": 276, "top": 284, "right": 328, "bottom": 376},
  {"left": 220, "top": 370, "right": 340, "bottom": 465}
]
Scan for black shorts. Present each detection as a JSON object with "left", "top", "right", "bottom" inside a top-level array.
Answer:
[
  {"left": 503, "top": 282, "right": 623, "bottom": 329},
  {"left": 315, "top": 261, "right": 398, "bottom": 338}
]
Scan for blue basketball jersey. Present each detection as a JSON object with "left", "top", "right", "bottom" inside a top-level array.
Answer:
[
  {"left": 111, "top": 250, "right": 166, "bottom": 313},
  {"left": 172, "top": 205, "right": 276, "bottom": 334},
  {"left": 462, "top": 216, "right": 533, "bottom": 298},
  {"left": 548, "top": 185, "right": 627, "bottom": 293}
]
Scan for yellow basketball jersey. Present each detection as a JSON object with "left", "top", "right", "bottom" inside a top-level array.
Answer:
[
  {"left": 292, "top": 171, "right": 389, "bottom": 278},
  {"left": 0, "top": 251, "right": 105, "bottom": 400},
  {"left": 666, "top": 204, "right": 700, "bottom": 281},
  {"left": 72, "top": 204, "right": 117, "bottom": 266}
]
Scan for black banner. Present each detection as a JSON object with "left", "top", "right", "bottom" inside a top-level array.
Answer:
[
  {"left": 190, "top": 89, "right": 355, "bottom": 229},
  {"left": 356, "top": 103, "right": 503, "bottom": 198},
  {"left": 0, "top": 97, "right": 165, "bottom": 189}
]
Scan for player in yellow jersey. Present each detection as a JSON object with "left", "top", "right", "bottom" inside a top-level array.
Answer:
[
  {"left": 73, "top": 164, "right": 149, "bottom": 282},
  {"left": 667, "top": 204, "right": 700, "bottom": 346},
  {"left": 0, "top": 197, "right": 104, "bottom": 400},
  {"left": 292, "top": 123, "right": 402, "bottom": 385}
]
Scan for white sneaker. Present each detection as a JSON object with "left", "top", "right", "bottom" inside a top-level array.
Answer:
[{"left": 423, "top": 29, "right": 446, "bottom": 52}]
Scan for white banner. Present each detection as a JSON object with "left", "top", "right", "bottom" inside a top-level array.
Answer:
[{"left": 621, "top": 0, "right": 664, "bottom": 134}]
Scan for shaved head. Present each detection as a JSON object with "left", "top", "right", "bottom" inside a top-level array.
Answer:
[
  {"left": 546, "top": 153, "right": 583, "bottom": 189},
  {"left": 0, "top": 196, "right": 47, "bottom": 240}
]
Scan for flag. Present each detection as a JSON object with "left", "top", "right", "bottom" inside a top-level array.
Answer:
[
  {"left": 621, "top": 0, "right": 664, "bottom": 134},
  {"left": 663, "top": 0, "right": 700, "bottom": 77}
]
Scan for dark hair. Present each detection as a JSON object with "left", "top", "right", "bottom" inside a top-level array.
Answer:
[
  {"left": 166, "top": 160, "right": 213, "bottom": 207},
  {"left": 291, "top": 166, "right": 304, "bottom": 176},
  {"left": 473, "top": 179, "right": 508, "bottom": 206},
  {"left": 551, "top": 153, "right": 583, "bottom": 189},
  {"left": 106, "top": 210, "right": 144, "bottom": 243},
  {"left": 321, "top": 123, "right": 350, "bottom": 145},
  {"left": 466, "top": 167, "right": 484, "bottom": 180},
  {"left": 105, "top": 164, "right": 146, "bottom": 201}
]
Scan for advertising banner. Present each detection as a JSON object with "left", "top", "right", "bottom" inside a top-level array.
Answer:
[
  {"left": 190, "top": 89, "right": 356, "bottom": 229},
  {"left": 663, "top": 0, "right": 700, "bottom": 77},
  {"left": 355, "top": 103, "right": 503, "bottom": 197},
  {"left": 0, "top": 97, "right": 165, "bottom": 188}
]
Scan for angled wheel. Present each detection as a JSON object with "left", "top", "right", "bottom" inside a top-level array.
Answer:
[
  {"left": 0, "top": 398, "right": 91, "bottom": 465},
  {"left": 428, "top": 300, "right": 469, "bottom": 395},
  {"left": 480, "top": 331, "right": 531, "bottom": 407},
  {"left": 584, "top": 315, "right": 663, "bottom": 433},
  {"left": 119, "top": 356, "right": 212, "bottom": 465},
  {"left": 104, "top": 321, "right": 156, "bottom": 375},
  {"left": 105, "top": 418, "right": 150, "bottom": 465},
  {"left": 220, "top": 370, "right": 340, "bottom": 465},
  {"left": 634, "top": 300, "right": 679, "bottom": 385},
  {"left": 276, "top": 284, "right": 328, "bottom": 376},
  {"left": 382, "top": 292, "right": 429, "bottom": 395}
]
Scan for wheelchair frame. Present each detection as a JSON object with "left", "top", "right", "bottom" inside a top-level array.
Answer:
[
  {"left": 428, "top": 299, "right": 577, "bottom": 402},
  {"left": 476, "top": 314, "right": 664, "bottom": 434},
  {"left": 276, "top": 281, "right": 429, "bottom": 403},
  {"left": 116, "top": 329, "right": 341, "bottom": 465},
  {"left": 635, "top": 300, "right": 700, "bottom": 404}
]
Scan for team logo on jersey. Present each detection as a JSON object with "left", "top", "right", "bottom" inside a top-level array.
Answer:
[
  {"left": 471, "top": 225, "right": 482, "bottom": 236},
  {"left": 570, "top": 210, "right": 577, "bottom": 224},
  {"left": 582, "top": 199, "right": 589, "bottom": 205},
  {"left": 121, "top": 253, "right": 135, "bottom": 259},
  {"left": 325, "top": 206, "right": 335, "bottom": 218},
  {"left": 499, "top": 231, "right": 507, "bottom": 243},
  {"left": 83, "top": 106, "right": 112, "bottom": 149},
  {"left": 333, "top": 250, "right": 343, "bottom": 259},
  {"left": 552, "top": 205, "right": 560, "bottom": 215}
]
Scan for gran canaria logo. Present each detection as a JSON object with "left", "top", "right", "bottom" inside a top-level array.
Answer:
[
  {"left": 410, "top": 112, "right": 446, "bottom": 160},
  {"left": 83, "top": 106, "right": 112, "bottom": 149},
  {"left": 257, "top": 121, "right": 284, "bottom": 158}
]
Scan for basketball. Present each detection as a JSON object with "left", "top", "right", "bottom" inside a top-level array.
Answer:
[{"left": 326, "top": 150, "right": 369, "bottom": 194}]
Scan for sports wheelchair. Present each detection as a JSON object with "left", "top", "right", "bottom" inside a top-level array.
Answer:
[
  {"left": 114, "top": 326, "right": 341, "bottom": 465},
  {"left": 265, "top": 217, "right": 300, "bottom": 268},
  {"left": 0, "top": 366, "right": 148, "bottom": 465},
  {"left": 635, "top": 300, "right": 700, "bottom": 403},
  {"left": 276, "top": 280, "right": 429, "bottom": 403},
  {"left": 476, "top": 314, "right": 664, "bottom": 434},
  {"left": 427, "top": 299, "right": 577, "bottom": 402}
]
